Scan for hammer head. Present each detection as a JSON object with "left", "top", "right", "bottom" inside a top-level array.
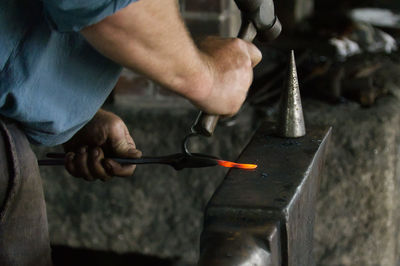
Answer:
[{"left": 234, "top": 0, "right": 282, "bottom": 42}]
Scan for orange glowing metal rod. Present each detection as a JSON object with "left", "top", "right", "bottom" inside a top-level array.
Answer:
[{"left": 217, "top": 160, "right": 258, "bottom": 170}]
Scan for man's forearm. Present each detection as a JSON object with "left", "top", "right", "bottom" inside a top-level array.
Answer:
[{"left": 81, "top": 0, "right": 211, "bottom": 102}]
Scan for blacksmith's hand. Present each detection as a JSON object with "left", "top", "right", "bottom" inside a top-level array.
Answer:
[
  {"left": 63, "top": 109, "right": 142, "bottom": 181},
  {"left": 191, "top": 36, "right": 262, "bottom": 116}
]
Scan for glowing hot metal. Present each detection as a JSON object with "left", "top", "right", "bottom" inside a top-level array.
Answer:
[{"left": 217, "top": 160, "right": 258, "bottom": 170}]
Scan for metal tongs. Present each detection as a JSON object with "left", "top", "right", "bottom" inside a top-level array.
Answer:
[
  {"left": 39, "top": 152, "right": 220, "bottom": 170},
  {"left": 39, "top": 123, "right": 257, "bottom": 171},
  {"left": 38, "top": 151, "right": 257, "bottom": 171}
]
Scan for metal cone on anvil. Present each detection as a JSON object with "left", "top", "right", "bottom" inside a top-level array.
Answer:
[{"left": 277, "top": 50, "right": 306, "bottom": 138}]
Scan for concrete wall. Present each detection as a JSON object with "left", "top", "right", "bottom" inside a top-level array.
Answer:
[
  {"left": 306, "top": 97, "right": 400, "bottom": 266},
  {"left": 306, "top": 57, "right": 400, "bottom": 266}
]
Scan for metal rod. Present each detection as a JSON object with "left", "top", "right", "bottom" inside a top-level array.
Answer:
[{"left": 39, "top": 153, "right": 183, "bottom": 166}]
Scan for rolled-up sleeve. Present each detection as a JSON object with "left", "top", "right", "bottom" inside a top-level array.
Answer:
[{"left": 43, "top": 0, "right": 138, "bottom": 32}]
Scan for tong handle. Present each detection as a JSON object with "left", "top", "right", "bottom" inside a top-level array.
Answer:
[
  {"left": 38, "top": 153, "right": 179, "bottom": 166},
  {"left": 191, "top": 112, "right": 219, "bottom": 137},
  {"left": 38, "top": 157, "right": 146, "bottom": 166},
  {"left": 38, "top": 153, "right": 220, "bottom": 171},
  {"left": 192, "top": 22, "right": 257, "bottom": 137}
]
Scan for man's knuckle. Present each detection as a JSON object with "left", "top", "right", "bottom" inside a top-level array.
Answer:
[
  {"left": 109, "top": 117, "right": 124, "bottom": 130},
  {"left": 230, "top": 38, "right": 243, "bottom": 48}
]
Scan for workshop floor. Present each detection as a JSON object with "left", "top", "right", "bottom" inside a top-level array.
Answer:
[{"left": 51, "top": 245, "right": 180, "bottom": 266}]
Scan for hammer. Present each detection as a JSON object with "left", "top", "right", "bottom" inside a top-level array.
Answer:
[{"left": 189, "top": 0, "right": 282, "bottom": 139}]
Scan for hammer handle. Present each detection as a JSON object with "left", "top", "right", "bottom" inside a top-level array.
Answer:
[{"left": 192, "top": 22, "right": 257, "bottom": 137}]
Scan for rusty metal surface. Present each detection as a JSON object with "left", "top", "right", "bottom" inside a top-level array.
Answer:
[{"left": 198, "top": 122, "right": 331, "bottom": 266}]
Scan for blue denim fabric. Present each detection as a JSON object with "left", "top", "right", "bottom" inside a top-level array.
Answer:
[{"left": 0, "top": 0, "right": 137, "bottom": 146}]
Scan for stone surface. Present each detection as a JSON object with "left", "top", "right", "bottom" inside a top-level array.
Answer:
[
  {"left": 33, "top": 99, "right": 256, "bottom": 264},
  {"left": 305, "top": 96, "right": 400, "bottom": 266},
  {"left": 303, "top": 59, "right": 400, "bottom": 265}
]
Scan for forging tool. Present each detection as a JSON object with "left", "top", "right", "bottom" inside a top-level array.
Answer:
[
  {"left": 182, "top": 0, "right": 282, "bottom": 152},
  {"left": 38, "top": 152, "right": 257, "bottom": 171}
]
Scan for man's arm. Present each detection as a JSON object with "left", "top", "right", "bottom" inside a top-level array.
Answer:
[
  {"left": 80, "top": 0, "right": 261, "bottom": 116},
  {"left": 65, "top": 0, "right": 262, "bottom": 181}
]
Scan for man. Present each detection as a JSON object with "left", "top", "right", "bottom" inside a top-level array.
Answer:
[{"left": 0, "top": 0, "right": 261, "bottom": 265}]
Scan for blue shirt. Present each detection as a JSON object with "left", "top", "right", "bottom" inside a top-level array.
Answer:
[{"left": 0, "top": 0, "right": 136, "bottom": 146}]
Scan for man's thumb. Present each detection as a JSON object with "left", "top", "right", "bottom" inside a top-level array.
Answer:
[{"left": 113, "top": 141, "right": 142, "bottom": 159}]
